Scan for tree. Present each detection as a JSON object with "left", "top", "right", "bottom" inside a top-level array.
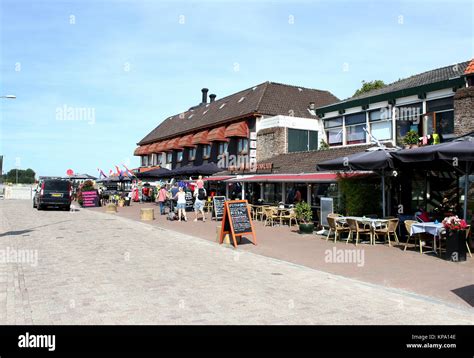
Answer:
[
  {"left": 2, "top": 168, "right": 36, "bottom": 184},
  {"left": 353, "top": 80, "right": 386, "bottom": 97}
]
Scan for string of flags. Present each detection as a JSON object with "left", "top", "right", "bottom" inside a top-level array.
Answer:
[{"left": 97, "top": 165, "right": 136, "bottom": 179}]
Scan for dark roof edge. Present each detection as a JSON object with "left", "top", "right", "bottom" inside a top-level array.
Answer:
[
  {"left": 316, "top": 77, "right": 466, "bottom": 116},
  {"left": 137, "top": 111, "right": 261, "bottom": 146}
]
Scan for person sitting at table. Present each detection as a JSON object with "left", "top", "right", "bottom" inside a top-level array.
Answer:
[{"left": 415, "top": 208, "right": 430, "bottom": 222}]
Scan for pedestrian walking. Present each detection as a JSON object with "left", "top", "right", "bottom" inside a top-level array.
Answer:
[
  {"left": 174, "top": 186, "right": 187, "bottom": 222},
  {"left": 193, "top": 187, "right": 206, "bottom": 222},
  {"left": 157, "top": 186, "right": 168, "bottom": 215}
]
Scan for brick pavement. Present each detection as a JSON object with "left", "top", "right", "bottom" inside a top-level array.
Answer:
[{"left": 0, "top": 200, "right": 472, "bottom": 324}]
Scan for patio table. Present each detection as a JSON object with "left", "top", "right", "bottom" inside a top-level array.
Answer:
[
  {"left": 410, "top": 222, "right": 444, "bottom": 254},
  {"left": 338, "top": 217, "right": 389, "bottom": 244}
]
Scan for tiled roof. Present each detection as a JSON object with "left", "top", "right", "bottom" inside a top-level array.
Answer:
[
  {"left": 465, "top": 59, "right": 474, "bottom": 75},
  {"left": 138, "top": 82, "right": 339, "bottom": 145},
  {"left": 266, "top": 145, "right": 387, "bottom": 174}
]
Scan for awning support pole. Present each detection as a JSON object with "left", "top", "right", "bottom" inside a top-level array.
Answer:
[
  {"left": 381, "top": 169, "right": 386, "bottom": 218},
  {"left": 464, "top": 162, "right": 470, "bottom": 220}
]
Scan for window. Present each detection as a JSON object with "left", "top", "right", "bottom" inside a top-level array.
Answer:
[
  {"left": 176, "top": 151, "right": 183, "bottom": 162},
  {"left": 395, "top": 103, "right": 423, "bottom": 145},
  {"left": 324, "top": 117, "right": 343, "bottom": 129},
  {"left": 324, "top": 117, "right": 343, "bottom": 146},
  {"left": 202, "top": 144, "right": 211, "bottom": 159},
  {"left": 327, "top": 128, "right": 343, "bottom": 146},
  {"left": 371, "top": 121, "right": 392, "bottom": 141},
  {"left": 288, "top": 129, "right": 318, "bottom": 152},
  {"left": 141, "top": 156, "right": 148, "bottom": 167},
  {"left": 237, "top": 138, "right": 248, "bottom": 153},
  {"left": 166, "top": 152, "right": 172, "bottom": 164},
  {"left": 151, "top": 153, "right": 157, "bottom": 166},
  {"left": 218, "top": 142, "right": 228, "bottom": 155},
  {"left": 427, "top": 97, "right": 454, "bottom": 136},
  {"left": 188, "top": 148, "right": 196, "bottom": 161},
  {"left": 157, "top": 153, "right": 163, "bottom": 165},
  {"left": 369, "top": 109, "right": 392, "bottom": 141},
  {"left": 345, "top": 113, "right": 367, "bottom": 145}
]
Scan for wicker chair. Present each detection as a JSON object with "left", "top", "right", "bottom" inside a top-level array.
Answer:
[
  {"left": 374, "top": 218, "right": 400, "bottom": 246},
  {"left": 326, "top": 215, "right": 350, "bottom": 243},
  {"left": 404, "top": 220, "right": 424, "bottom": 253},
  {"left": 346, "top": 218, "right": 373, "bottom": 245}
]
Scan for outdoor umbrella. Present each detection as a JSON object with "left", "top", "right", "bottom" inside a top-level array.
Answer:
[
  {"left": 136, "top": 167, "right": 172, "bottom": 179},
  {"left": 391, "top": 140, "right": 474, "bottom": 219},
  {"left": 317, "top": 148, "right": 397, "bottom": 217},
  {"left": 192, "top": 163, "right": 221, "bottom": 175},
  {"left": 316, "top": 149, "right": 395, "bottom": 171}
]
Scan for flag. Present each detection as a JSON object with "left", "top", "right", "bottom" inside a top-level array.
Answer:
[
  {"left": 115, "top": 165, "right": 122, "bottom": 176},
  {"left": 109, "top": 169, "right": 113, "bottom": 177},
  {"left": 122, "top": 164, "right": 135, "bottom": 177},
  {"left": 97, "top": 168, "right": 107, "bottom": 179}
]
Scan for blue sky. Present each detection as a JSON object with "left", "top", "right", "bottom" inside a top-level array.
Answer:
[{"left": 1, "top": 0, "right": 472, "bottom": 177}]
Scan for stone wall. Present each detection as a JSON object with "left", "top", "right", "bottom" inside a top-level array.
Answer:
[
  {"left": 257, "top": 127, "right": 287, "bottom": 162},
  {"left": 454, "top": 86, "right": 474, "bottom": 137}
]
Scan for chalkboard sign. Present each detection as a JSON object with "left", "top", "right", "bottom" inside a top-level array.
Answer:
[
  {"left": 219, "top": 200, "right": 256, "bottom": 248},
  {"left": 81, "top": 190, "right": 99, "bottom": 207},
  {"left": 212, "top": 196, "right": 226, "bottom": 220},
  {"left": 185, "top": 190, "right": 194, "bottom": 211}
]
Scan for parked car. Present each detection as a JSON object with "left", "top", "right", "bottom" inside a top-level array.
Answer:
[{"left": 33, "top": 179, "right": 72, "bottom": 210}]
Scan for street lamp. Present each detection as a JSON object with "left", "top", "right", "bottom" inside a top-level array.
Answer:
[{"left": 0, "top": 95, "right": 16, "bottom": 99}]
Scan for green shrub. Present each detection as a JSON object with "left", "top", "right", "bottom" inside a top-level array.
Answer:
[{"left": 294, "top": 201, "right": 313, "bottom": 223}]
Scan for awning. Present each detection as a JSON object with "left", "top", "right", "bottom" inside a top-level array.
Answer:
[
  {"left": 191, "top": 130, "right": 210, "bottom": 145},
  {"left": 207, "top": 126, "right": 229, "bottom": 142},
  {"left": 148, "top": 142, "right": 162, "bottom": 153},
  {"left": 134, "top": 144, "right": 152, "bottom": 156},
  {"left": 178, "top": 134, "right": 196, "bottom": 148},
  {"left": 317, "top": 149, "right": 395, "bottom": 171},
  {"left": 225, "top": 121, "right": 249, "bottom": 138},
  {"left": 163, "top": 138, "right": 181, "bottom": 151},
  {"left": 227, "top": 173, "right": 348, "bottom": 183},
  {"left": 134, "top": 147, "right": 143, "bottom": 156},
  {"left": 203, "top": 176, "right": 234, "bottom": 182}
]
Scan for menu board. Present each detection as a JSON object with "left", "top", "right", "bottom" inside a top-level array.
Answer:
[
  {"left": 219, "top": 200, "right": 256, "bottom": 247},
  {"left": 185, "top": 190, "right": 194, "bottom": 211},
  {"left": 82, "top": 190, "right": 99, "bottom": 207},
  {"left": 212, "top": 196, "right": 226, "bottom": 220}
]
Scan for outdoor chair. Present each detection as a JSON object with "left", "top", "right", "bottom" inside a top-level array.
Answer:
[
  {"left": 346, "top": 218, "right": 373, "bottom": 245},
  {"left": 326, "top": 216, "right": 350, "bottom": 243},
  {"left": 374, "top": 218, "right": 399, "bottom": 247},
  {"left": 280, "top": 209, "right": 298, "bottom": 227},
  {"left": 263, "top": 207, "right": 278, "bottom": 227},
  {"left": 403, "top": 220, "right": 424, "bottom": 254}
]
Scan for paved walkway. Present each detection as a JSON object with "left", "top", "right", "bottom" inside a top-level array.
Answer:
[
  {"left": 0, "top": 200, "right": 473, "bottom": 324},
  {"left": 91, "top": 202, "right": 474, "bottom": 308}
]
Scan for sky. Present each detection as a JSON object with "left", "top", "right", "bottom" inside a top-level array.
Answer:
[{"left": 0, "top": 0, "right": 472, "bottom": 177}]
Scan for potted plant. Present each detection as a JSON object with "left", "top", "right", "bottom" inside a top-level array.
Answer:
[
  {"left": 294, "top": 201, "right": 314, "bottom": 234},
  {"left": 442, "top": 216, "right": 468, "bottom": 262},
  {"left": 403, "top": 130, "right": 420, "bottom": 149}
]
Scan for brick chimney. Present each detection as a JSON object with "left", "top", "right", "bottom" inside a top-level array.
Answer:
[{"left": 453, "top": 86, "right": 474, "bottom": 137}]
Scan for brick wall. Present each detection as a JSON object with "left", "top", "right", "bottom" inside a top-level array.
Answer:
[
  {"left": 257, "top": 127, "right": 287, "bottom": 162},
  {"left": 454, "top": 86, "right": 474, "bottom": 137}
]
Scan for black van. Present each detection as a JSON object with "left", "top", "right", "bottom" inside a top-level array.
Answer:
[{"left": 33, "top": 179, "right": 72, "bottom": 210}]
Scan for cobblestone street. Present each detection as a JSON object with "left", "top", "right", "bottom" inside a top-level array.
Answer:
[{"left": 0, "top": 200, "right": 472, "bottom": 325}]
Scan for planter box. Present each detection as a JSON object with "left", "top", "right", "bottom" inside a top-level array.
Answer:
[
  {"left": 445, "top": 229, "right": 467, "bottom": 262},
  {"left": 299, "top": 223, "right": 314, "bottom": 234}
]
